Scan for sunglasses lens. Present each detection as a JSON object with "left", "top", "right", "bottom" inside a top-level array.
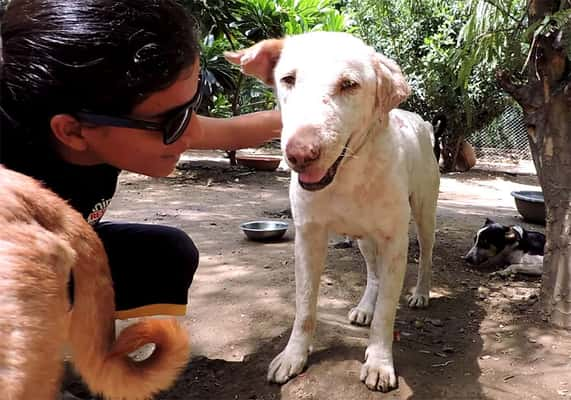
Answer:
[
  {"left": 164, "top": 108, "right": 191, "bottom": 145},
  {"left": 163, "top": 83, "right": 202, "bottom": 145}
]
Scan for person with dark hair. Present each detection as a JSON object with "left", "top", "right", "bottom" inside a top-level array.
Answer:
[{"left": 0, "top": 1, "right": 280, "bottom": 395}]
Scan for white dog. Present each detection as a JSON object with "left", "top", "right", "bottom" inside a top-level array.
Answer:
[{"left": 226, "top": 32, "right": 440, "bottom": 392}]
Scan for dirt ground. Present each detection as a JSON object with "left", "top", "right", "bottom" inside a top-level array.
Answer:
[{"left": 73, "top": 150, "right": 571, "bottom": 400}]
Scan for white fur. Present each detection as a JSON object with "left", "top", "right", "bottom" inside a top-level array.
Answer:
[
  {"left": 493, "top": 250, "right": 543, "bottom": 277},
  {"left": 272, "top": 32, "right": 439, "bottom": 392},
  {"left": 229, "top": 32, "right": 440, "bottom": 392}
]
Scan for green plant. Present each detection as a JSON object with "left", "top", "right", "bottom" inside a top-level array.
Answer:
[
  {"left": 345, "top": 0, "right": 526, "bottom": 170},
  {"left": 185, "top": 0, "right": 350, "bottom": 119}
]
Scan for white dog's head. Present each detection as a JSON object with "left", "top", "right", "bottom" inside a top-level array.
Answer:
[{"left": 225, "top": 32, "right": 410, "bottom": 191}]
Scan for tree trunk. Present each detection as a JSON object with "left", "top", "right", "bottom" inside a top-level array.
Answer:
[
  {"left": 498, "top": 0, "right": 571, "bottom": 328},
  {"left": 534, "top": 95, "right": 571, "bottom": 327}
]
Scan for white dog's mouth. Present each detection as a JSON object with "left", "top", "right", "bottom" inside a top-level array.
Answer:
[{"left": 298, "top": 147, "right": 347, "bottom": 191}]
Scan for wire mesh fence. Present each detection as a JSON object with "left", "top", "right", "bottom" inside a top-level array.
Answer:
[{"left": 467, "top": 103, "right": 531, "bottom": 163}]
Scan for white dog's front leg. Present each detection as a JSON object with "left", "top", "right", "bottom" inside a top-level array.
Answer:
[
  {"left": 348, "top": 238, "right": 378, "bottom": 326},
  {"left": 361, "top": 233, "right": 408, "bottom": 392},
  {"left": 268, "top": 222, "right": 328, "bottom": 384}
]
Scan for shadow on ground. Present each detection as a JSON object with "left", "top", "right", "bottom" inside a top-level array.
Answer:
[{"left": 75, "top": 155, "right": 570, "bottom": 400}]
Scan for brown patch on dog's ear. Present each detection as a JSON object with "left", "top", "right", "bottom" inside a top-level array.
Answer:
[
  {"left": 372, "top": 53, "right": 411, "bottom": 116},
  {"left": 224, "top": 39, "right": 284, "bottom": 86}
]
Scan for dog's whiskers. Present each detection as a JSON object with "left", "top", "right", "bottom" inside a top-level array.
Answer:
[{"left": 341, "top": 145, "right": 360, "bottom": 160}]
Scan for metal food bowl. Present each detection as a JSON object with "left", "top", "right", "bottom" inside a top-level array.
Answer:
[
  {"left": 511, "top": 190, "right": 546, "bottom": 225},
  {"left": 240, "top": 220, "right": 289, "bottom": 241}
]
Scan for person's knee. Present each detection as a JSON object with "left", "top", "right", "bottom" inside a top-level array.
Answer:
[{"left": 162, "top": 226, "right": 199, "bottom": 285}]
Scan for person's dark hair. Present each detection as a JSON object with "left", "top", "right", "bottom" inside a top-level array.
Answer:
[{"left": 0, "top": 0, "right": 199, "bottom": 145}]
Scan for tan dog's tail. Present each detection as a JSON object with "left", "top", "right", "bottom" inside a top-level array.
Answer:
[
  {"left": 68, "top": 291, "right": 189, "bottom": 399},
  {"left": 73, "top": 318, "right": 189, "bottom": 399},
  {"left": 66, "top": 233, "right": 189, "bottom": 399}
]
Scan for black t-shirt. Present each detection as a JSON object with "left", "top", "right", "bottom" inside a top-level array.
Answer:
[{"left": 1, "top": 132, "right": 120, "bottom": 225}]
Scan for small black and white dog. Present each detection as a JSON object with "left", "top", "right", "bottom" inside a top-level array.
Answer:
[{"left": 463, "top": 218, "right": 545, "bottom": 276}]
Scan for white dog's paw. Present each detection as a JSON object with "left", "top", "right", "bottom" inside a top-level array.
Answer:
[
  {"left": 407, "top": 290, "right": 430, "bottom": 308},
  {"left": 360, "top": 357, "right": 398, "bottom": 392},
  {"left": 348, "top": 306, "right": 373, "bottom": 326},
  {"left": 267, "top": 348, "right": 308, "bottom": 384}
]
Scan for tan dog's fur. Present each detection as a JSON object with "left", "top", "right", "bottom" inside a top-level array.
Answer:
[
  {"left": 226, "top": 32, "right": 440, "bottom": 392},
  {"left": 0, "top": 165, "right": 189, "bottom": 400}
]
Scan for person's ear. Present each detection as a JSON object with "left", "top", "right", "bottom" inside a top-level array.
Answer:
[{"left": 50, "top": 114, "right": 88, "bottom": 151}]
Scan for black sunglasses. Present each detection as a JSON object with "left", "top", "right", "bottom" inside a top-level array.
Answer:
[{"left": 75, "top": 77, "right": 203, "bottom": 145}]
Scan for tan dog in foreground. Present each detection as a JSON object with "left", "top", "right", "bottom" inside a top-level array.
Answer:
[
  {"left": 0, "top": 165, "right": 189, "bottom": 400},
  {"left": 226, "top": 32, "right": 439, "bottom": 392}
]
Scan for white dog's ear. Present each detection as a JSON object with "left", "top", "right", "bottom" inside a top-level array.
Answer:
[
  {"left": 372, "top": 53, "right": 411, "bottom": 115},
  {"left": 224, "top": 39, "right": 284, "bottom": 86}
]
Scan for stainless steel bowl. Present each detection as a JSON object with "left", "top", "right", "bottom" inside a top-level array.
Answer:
[{"left": 240, "top": 220, "right": 289, "bottom": 241}]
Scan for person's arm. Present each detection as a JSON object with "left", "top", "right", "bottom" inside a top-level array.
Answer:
[{"left": 188, "top": 110, "right": 282, "bottom": 150}]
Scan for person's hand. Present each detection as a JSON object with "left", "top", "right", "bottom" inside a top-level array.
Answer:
[{"left": 224, "top": 39, "right": 284, "bottom": 86}]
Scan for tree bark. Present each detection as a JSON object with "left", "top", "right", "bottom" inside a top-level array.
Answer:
[
  {"left": 529, "top": 84, "right": 571, "bottom": 328},
  {"left": 498, "top": 0, "right": 571, "bottom": 328}
]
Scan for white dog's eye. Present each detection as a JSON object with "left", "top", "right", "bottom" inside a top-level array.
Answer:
[
  {"left": 340, "top": 79, "right": 359, "bottom": 91},
  {"left": 280, "top": 74, "right": 296, "bottom": 87}
]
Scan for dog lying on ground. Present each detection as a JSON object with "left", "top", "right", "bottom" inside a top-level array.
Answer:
[
  {"left": 0, "top": 165, "right": 189, "bottom": 400},
  {"left": 226, "top": 31, "right": 440, "bottom": 392},
  {"left": 463, "top": 218, "right": 545, "bottom": 277}
]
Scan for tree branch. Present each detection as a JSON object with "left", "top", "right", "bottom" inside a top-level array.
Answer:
[{"left": 496, "top": 70, "right": 544, "bottom": 111}]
